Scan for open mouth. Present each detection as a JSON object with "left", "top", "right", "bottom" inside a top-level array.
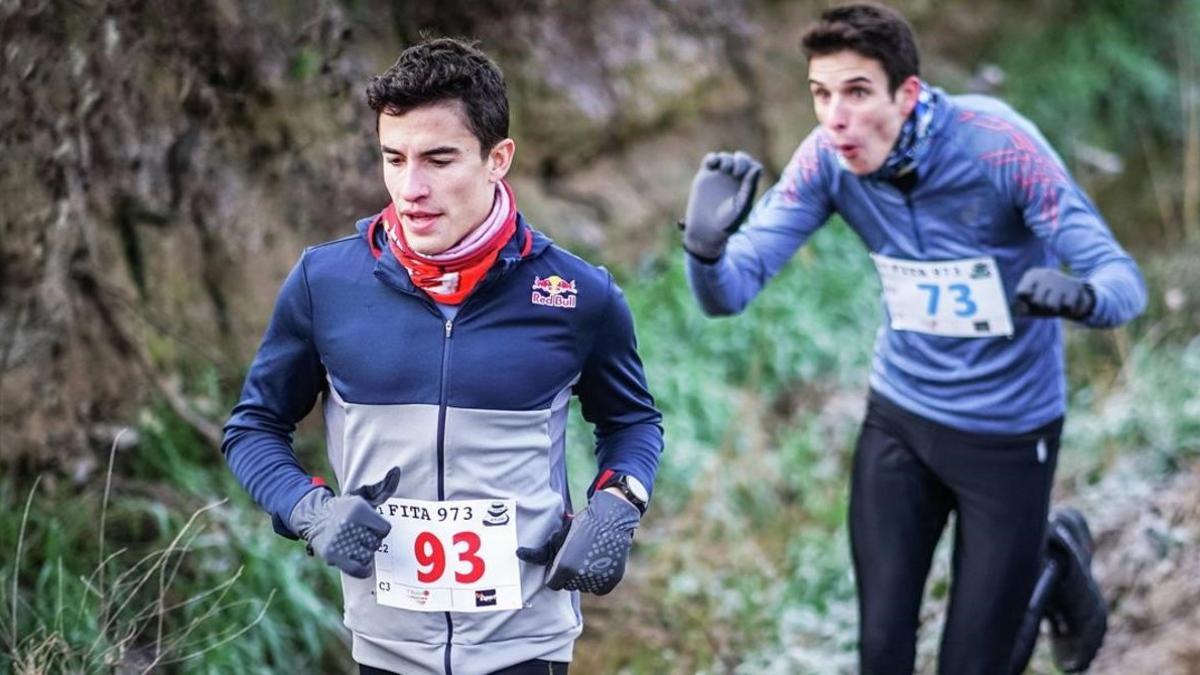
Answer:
[{"left": 402, "top": 211, "right": 441, "bottom": 232}]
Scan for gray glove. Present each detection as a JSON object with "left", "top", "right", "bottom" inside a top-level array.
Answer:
[
  {"left": 682, "top": 151, "right": 763, "bottom": 261},
  {"left": 1014, "top": 268, "right": 1095, "bottom": 321},
  {"left": 515, "top": 490, "right": 640, "bottom": 595},
  {"left": 288, "top": 467, "right": 401, "bottom": 578}
]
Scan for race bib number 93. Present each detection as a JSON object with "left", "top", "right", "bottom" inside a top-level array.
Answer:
[{"left": 374, "top": 498, "right": 522, "bottom": 613}]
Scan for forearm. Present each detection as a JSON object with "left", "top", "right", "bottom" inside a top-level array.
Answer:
[
  {"left": 685, "top": 235, "right": 770, "bottom": 316},
  {"left": 223, "top": 423, "right": 320, "bottom": 538},
  {"left": 593, "top": 422, "right": 663, "bottom": 501}
]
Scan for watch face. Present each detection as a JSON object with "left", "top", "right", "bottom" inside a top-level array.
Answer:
[{"left": 624, "top": 476, "right": 649, "bottom": 504}]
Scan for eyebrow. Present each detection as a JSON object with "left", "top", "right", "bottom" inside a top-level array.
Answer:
[
  {"left": 808, "top": 76, "right": 874, "bottom": 87},
  {"left": 380, "top": 145, "right": 462, "bottom": 158}
]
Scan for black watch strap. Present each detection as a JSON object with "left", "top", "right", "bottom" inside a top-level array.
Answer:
[{"left": 595, "top": 470, "right": 648, "bottom": 515}]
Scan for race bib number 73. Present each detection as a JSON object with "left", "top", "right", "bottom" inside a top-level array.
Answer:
[
  {"left": 871, "top": 253, "right": 1013, "bottom": 338},
  {"left": 374, "top": 498, "right": 522, "bottom": 613}
]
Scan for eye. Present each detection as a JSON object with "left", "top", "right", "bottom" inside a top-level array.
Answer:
[
  {"left": 850, "top": 87, "right": 870, "bottom": 99},
  {"left": 385, "top": 155, "right": 404, "bottom": 167},
  {"left": 429, "top": 158, "right": 452, "bottom": 168},
  {"left": 811, "top": 88, "right": 830, "bottom": 102}
]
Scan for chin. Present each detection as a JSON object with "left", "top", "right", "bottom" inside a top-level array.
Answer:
[
  {"left": 408, "top": 237, "right": 450, "bottom": 256},
  {"left": 850, "top": 162, "right": 886, "bottom": 176}
]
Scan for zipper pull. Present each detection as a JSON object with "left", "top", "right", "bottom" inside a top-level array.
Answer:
[
  {"left": 445, "top": 319, "right": 453, "bottom": 338},
  {"left": 1036, "top": 438, "right": 1047, "bottom": 464}
]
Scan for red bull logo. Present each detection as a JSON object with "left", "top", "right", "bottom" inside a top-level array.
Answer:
[{"left": 531, "top": 275, "right": 578, "bottom": 309}]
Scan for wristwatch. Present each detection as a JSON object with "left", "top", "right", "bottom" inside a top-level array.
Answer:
[{"left": 599, "top": 473, "right": 649, "bottom": 515}]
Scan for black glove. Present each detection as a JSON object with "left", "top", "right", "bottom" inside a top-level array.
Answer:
[
  {"left": 1014, "top": 268, "right": 1095, "bottom": 321},
  {"left": 681, "top": 151, "right": 763, "bottom": 262},
  {"left": 287, "top": 467, "right": 402, "bottom": 578},
  {"left": 516, "top": 490, "right": 640, "bottom": 595}
]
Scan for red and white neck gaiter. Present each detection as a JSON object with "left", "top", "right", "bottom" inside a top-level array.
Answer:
[{"left": 372, "top": 180, "right": 518, "bottom": 305}]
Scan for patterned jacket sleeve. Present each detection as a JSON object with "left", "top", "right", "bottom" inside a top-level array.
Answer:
[
  {"left": 968, "top": 110, "right": 1146, "bottom": 327},
  {"left": 686, "top": 128, "right": 836, "bottom": 316},
  {"left": 222, "top": 253, "right": 327, "bottom": 538}
]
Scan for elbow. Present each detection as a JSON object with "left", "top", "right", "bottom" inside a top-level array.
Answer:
[
  {"left": 1121, "top": 266, "right": 1150, "bottom": 324},
  {"left": 1088, "top": 273, "right": 1148, "bottom": 328},
  {"left": 696, "top": 294, "right": 747, "bottom": 318},
  {"left": 699, "top": 302, "right": 738, "bottom": 318}
]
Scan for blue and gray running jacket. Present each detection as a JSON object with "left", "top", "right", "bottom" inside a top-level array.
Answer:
[{"left": 224, "top": 215, "right": 663, "bottom": 674}]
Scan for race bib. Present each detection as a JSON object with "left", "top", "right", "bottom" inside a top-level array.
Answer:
[
  {"left": 871, "top": 253, "right": 1013, "bottom": 338},
  {"left": 374, "top": 498, "right": 522, "bottom": 613}
]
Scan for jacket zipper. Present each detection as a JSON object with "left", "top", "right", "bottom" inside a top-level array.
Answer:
[
  {"left": 904, "top": 192, "right": 925, "bottom": 254},
  {"left": 437, "top": 318, "right": 453, "bottom": 501},
  {"left": 437, "top": 316, "right": 455, "bottom": 675},
  {"left": 390, "top": 258, "right": 509, "bottom": 675}
]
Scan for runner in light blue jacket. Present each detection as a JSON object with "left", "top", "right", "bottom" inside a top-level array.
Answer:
[{"left": 680, "top": 5, "right": 1143, "bottom": 674}]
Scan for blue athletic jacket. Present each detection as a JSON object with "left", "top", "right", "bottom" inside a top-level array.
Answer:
[
  {"left": 223, "top": 214, "right": 663, "bottom": 674},
  {"left": 688, "top": 90, "right": 1145, "bottom": 434}
]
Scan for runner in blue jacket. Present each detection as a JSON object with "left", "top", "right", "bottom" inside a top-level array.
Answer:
[
  {"left": 223, "top": 38, "right": 662, "bottom": 675},
  {"left": 680, "top": 5, "right": 1144, "bottom": 674}
]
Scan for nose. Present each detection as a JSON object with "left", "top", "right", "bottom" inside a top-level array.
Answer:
[
  {"left": 397, "top": 166, "right": 430, "bottom": 203},
  {"left": 827, "top": 96, "right": 850, "bottom": 131}
]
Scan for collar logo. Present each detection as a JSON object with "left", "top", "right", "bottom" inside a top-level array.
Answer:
[{"left": 531, "top": 275, "right": 578, "bottom": 309}]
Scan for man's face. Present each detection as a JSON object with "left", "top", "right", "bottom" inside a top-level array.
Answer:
[
  {"left": 808, "top": 50, "right": 919, "bottom": 175},
  {"left": 379, "top": 101, "right": 514, "bottom": 255}
]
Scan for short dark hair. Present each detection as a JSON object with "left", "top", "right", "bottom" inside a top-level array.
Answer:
[
  {"left": 366, "top": 38, "right": 509, "bottom": 157},
  {"left": 800, "top": 3, "right": 920, "bottom": 94}
]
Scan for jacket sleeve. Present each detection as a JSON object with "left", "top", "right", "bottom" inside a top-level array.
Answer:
[
  {"left": 222, "top": 252, "right": 327, "bottom": 538},
  {"left": 978, "top": 115, "right": 1146, "bottom": 327},
  {"left": 687, "top": 128, "right": 836, "bottom": 316},
  {"left": 575, "top": 275, "right": 664, "bottom": 502}
]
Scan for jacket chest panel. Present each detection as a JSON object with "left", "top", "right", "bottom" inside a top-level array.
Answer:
[
  {"left": 837, "top": 171, "right": 1009, "bottom": 260},
  {"left": 444, "top": 310, "right": 587, "bottom": 410},
  {"left": 315, "top": 291, "right": 586, "bottom": 410}
]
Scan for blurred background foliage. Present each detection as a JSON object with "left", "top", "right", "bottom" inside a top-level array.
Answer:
[{"left": 2, "top": 0, "right": 1198, "bottom": 673}]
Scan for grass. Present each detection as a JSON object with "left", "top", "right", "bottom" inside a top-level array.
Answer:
[{"left": 0, "top": 416, "right": 350, "bottom": 675}]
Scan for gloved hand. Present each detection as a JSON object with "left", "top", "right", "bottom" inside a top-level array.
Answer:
[
  {"left": 682, "top": 151, "right": 763, "bottom": 262},
  {"left": 1014, "top": 268, "right": 1095, "bottom": 321},
  {"left": 288, "top": 466, "right": 402, "bottom": 578},
  {"left": 516, "top": 490, "right": 640, "bottom": 595}
]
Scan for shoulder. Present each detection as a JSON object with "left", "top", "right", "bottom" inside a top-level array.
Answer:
[
  {"left": 942, "top": 94, "right": 1073, "bottom": 196},
  {"left": 530, "top": 242, "right": 616, "bottom": 290},
  {"left": 522, "top": 239, "right": 621, "bottom": 319},
  {"left": 297, "top": 219, "right": 376, "bottom": 271},
  {"left": 783, "top": 127, "right": 837, "bottom": 182},
  {"left": 947, "top": 95, "right": 1062, "bottom": 161}
]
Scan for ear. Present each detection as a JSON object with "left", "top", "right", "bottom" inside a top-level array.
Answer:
[
  {"left": 487, "top": 138, "right": 516, "bottom": 182},
  {"left": 897, "top": 75, "right": 922, "bottom": 116}
]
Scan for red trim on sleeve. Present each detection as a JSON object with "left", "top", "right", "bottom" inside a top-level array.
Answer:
[
  {"left": 310, "top": 476, "right": 327, "bottom": 487},
  {"left": 593, "top": 469, "right": 615, "bottom": 492}
]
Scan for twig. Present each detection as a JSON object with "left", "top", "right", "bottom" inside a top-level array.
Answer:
[
  {"left": 146, "top": 511, "right": 215, "bottom": 670},
  {"left": 148, "top": 567, "right": 246, "bottom": 668},
  {"left": 97, "top": 428, "right": 126, "bottom": 643},
  {"left": 83, "top": 500, "right": 224, "bottom": 661},
  {"left": 11, "top": 474, "right": 44, "bottom": 657},
  {"left": 156, "top": 588, "right": 277, "bottom": 667}
]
